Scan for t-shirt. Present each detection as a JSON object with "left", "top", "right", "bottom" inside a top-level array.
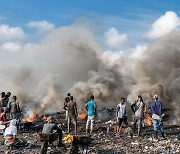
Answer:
[
  {"left": 8, "top": 100, "right": 20, "bottom": 113},
  {"left": 116, "top": 103, "right": 126, "bottom": 118},
  {"left": 85, "top": 100, "right": 96, "bottom": 116},
  {"left": 42, "top": 123, "right": 60, "bottom": 134}
]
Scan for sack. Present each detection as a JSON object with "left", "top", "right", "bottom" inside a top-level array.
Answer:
[{"left": 152, "top": 114, "right": 161, "bottom": 120}]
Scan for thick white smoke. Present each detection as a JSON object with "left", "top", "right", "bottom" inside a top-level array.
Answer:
[
  {"left": 130, "top": 30, "right": 180, "bottom": 121},
  {"left": 0, "top": 22, "right": 179, "bottom": 123}
]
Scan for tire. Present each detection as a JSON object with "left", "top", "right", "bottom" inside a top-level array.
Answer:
[{"left": 41, "top": 141, "right": 48, "bottom": 154}]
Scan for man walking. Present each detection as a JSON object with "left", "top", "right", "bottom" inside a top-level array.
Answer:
[
  {"left": 85, "top": 95, "right": 97, "bottom": 134},
  {"left": 151, "top": 95, "right": 165, "bottom": 139}
]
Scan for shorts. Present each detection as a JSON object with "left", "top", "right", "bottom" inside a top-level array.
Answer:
[
  {"left": 68, "top": 114, "right": 77, "bottom": 124},
  {"left": 117, "top": 116, "right": 128, "bottom": 127}
]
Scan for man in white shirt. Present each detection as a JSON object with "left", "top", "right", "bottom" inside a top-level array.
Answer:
[{"left": 116, "top": 97, "right": 128, "bottom": 134}]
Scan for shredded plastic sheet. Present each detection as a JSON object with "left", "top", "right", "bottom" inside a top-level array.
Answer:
[{"left": 63, "top": 134, "right": 74, "bottom": 143}]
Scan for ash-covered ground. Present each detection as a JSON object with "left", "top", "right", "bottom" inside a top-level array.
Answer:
[{"left": 0, "top": 110, "right": 180, "bottom": 154}]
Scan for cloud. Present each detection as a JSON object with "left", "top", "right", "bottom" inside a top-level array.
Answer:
[
  {"left": 0, "top": 42, "right": 21, "bottom": 52},
  {"left": 146, "top": 11, "right": 180, "bottom": 39},
  {"left": 101, "top": 50, "right": 123, "bottom": 67},
  {"left": 28, "top": 20, "right": 55, "bottom": 33},
  {"left": 105, "top": 27, "right": 127, "bottom": 48},
  {"left": 130, "top": 45, "right": 148, "bottom": 58},
  {"left": 0, "top": 24, "right": 25, "bottom": 42}
]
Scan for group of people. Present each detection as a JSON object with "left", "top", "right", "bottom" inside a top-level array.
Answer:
[
  {"left": 63, "top": 93, "right": 97, "bottom": 134},
  {"left": 39, "top": 94, "right": 97, "bottom": 148},
  {"left": 0, "top": 92, "right": 21, "bottom": 123},
  {"left": 0, "top": 91, "right": 165, "bottom": 150},
  {"left": 0, "top": 92, "right": 29, "bottom": 150},
  {"left": 116, "top": 95, "right": 165, "bottom": 139}
]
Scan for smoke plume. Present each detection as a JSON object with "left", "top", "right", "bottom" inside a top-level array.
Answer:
[{"left": 0, "top": 23, "right": 179, "bottom": 123}]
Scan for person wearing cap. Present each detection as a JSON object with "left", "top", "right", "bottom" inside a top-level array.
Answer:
[
  {"left": 151, "top": 95, "right": 165, "bottom": 139},
  {"left": 42, "top": 116, "right": 63, "bottom": 146}
]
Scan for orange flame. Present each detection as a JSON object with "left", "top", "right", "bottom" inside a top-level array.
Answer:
[
  {"left": 78, "top": 109, "right": 87, "bottom": 120},
  {"left": 25, "top": 112, "right": 38, "bottom": 122},
  {"left": 41, "top": 115, "right": 48, "bottom": 121},
  {"left": 144, "top": 114, "right": 152, "bottom": 126}
]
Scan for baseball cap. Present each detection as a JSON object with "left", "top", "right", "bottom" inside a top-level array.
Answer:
[{"left": 153, "top": 95, "right": 158, "bottom": 99}]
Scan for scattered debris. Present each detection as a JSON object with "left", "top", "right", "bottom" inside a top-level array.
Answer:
[{"left": 0, "top": 111, "right": 179, "bottom": 153}]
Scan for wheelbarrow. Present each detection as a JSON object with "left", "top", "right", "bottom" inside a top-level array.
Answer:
[{"left": 37, "top": 133, "right": 59, "bottom": 154}]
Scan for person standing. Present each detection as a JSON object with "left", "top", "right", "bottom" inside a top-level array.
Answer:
[
  {"left": 0, "top": 92, "right": 6, "bottom": 108},
  {"left": 116, "top": 97, "right": 128, "bottom": 134},
  {"left": 8, "top": 96, "right": 21, "bottom": 120},
  {"left": 5, "top": 92, "right": 11, "bottom": 107},
  {"left": 85, "top": 95, "right": 97, "bottom": 134},
  {"left": 67, "top": 96, "right": 77, "bottom": 133},
  {"left": 131, "top": 95, "right": 146, "bottom": 136},
  {"left": 151, "top": 95, "right": 165, "bottom": 139},
  {"left": 64, "top": 93, "right": 70, "bottom": 121}
]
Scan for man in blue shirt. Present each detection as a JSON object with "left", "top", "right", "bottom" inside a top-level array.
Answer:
[
  {"left": 151, "top": 95, "right": 165, "bottom": 139},
  {"left": 85, "top": 95, "right": 97, "bottom": 134}
]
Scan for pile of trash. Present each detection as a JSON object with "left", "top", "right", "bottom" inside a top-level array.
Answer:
[{"left": 0, "top": 111, "right": 180, "bottom": 154}]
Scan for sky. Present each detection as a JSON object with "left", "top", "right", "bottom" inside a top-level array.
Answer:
[{"left": 0, "top": 0, "right": 179, "bottom": 47}]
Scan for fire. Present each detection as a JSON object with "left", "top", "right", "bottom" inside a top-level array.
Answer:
[
  {"left": 41, "top": 115, "right": 48, "bottom": 121},
  {"left": 144, "top": 114, "right": 152, "bottom": 126},
  {"left": 25, "top": 112, "right": 38, "bottom": 122},
  {"left": 78, "top": 109, "right": 87, "bottom": 120}
]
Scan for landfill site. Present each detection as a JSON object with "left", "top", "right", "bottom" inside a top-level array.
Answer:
[
  {"left": 0, "top": 2, "right": 180, "bottom": 154},
  {"left": 0, "top": 108, "right": 180, "bottom": 154}
]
